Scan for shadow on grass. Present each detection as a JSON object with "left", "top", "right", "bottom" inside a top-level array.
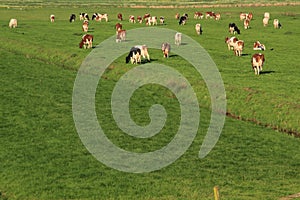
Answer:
[{"left": 260, "top": 70, "right": 275, "bottom": 74}]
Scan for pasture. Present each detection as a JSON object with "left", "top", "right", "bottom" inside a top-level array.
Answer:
[{"left": 1, "top": 2, "right": 300, "bottom": 199}]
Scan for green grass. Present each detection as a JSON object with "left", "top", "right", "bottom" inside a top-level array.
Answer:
[{"left": 1, "top": 3, "right": 300, "bottom": 200}]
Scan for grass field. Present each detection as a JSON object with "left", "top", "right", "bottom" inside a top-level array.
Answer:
[{"left": 1, "top": 2, "right": 300, "bottom": 200}]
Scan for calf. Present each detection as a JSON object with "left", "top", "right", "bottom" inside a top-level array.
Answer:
[
  {"left": 9, "top": 18, "right": 17, "bottom": 28},
  {"left": 179, "top": 16, "right": 187, "bottom": 25},
  {"left": 253, "top": 41, "right": 266, "bottom": 51},
  {"left": 225, "top": 36, "right": 238, "bottom": 50},
  {"left": 233, "top": 40, "right": 244, "bottom": 56},
  {"left": 116, "top": 29, "right": 126, "bottom": 42},
  {"left": 82, "top": 20, "right": 89, "bottom": 32},
  {"left": 126, "top": 47, "right": 141, "bottom": 64},
  {"left": 161, "top": 43, "right": 171, "bottom": 58},
  {"left": 129, "top": 15, "right": 135, "bottom": 23},
  {"left": 244, "top": 19, "right": 250, "bottom": 29},
  {"left": 50, "top": 14, "right": 55, "bottom": 22},
  {"left": 117, "top": 13, "right": 123, "bottom": 21},
  {"left": 195, "top": 23, "right": 203, "bottom": 35},
  {"left": 194, "top": 12, "right": 203, "bottom": 19},
  {"left": 175, "top": 32, "right": 182, "bottom": 46},
  {"left": 263, "top": 17, "right": 269, "bottom": 27},
  {"left": 134, "top": 45, "right": 150, "bottom": 62},
  {"left": 79, "top": 34, "right": 93, "bottom": 49},
  {"left": 273, "top": 19, "right": 282, "bottom": 29},
  {"left": 251, "top": 53, "right": 265, "bottom": 75},
  {"left": 229, "top": 23, "right": 240, "bottom": 34},
  {"left": 69, "top": 14, "right": 76, "bottom": 22}
]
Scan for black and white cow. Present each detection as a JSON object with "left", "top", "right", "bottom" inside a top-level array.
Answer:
[
  {"left": 69, "top": 14, "right": 76, "bottom": 22},
  {"left": 179, "top": 16, "right": 187, "bottom": 25},
  {"left": 126, "top": 47, "right": 141, "bottom": 64},
  {"left": 79, "top": 13, "right": 89, "bottom": 21},
  {"left": 229, "top": 23, "right": 240, "bottom": 34}
]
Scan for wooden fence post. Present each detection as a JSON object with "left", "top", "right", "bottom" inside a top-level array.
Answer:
[{"left": 214, "top": 186, "right": 220, "bottom": 200}]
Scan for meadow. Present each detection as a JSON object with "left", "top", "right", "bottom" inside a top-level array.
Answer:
[{"left": 1, "top": 2, "right": 300, "bottom": 200}]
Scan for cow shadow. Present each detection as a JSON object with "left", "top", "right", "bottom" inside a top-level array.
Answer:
[
  {"left": 169, "top": 55, "right": 178, "bottom": 58},
  {"left": 260, "top": 70, "right": 275, "bottom": 74},
  {"left": 241, "top": 53, "right": 249, "bottom": 56}
]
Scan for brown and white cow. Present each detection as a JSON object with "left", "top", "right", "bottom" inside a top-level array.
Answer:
[
  {"left": 273, "top": 19, "right": 281, "bottom": 29},
  {"left": 96, "top": 14, "right": 108, "bottom": 22},
  {"left": 264, "top": 12, "right": 270, "bottom": 19},
  {"left": 137, "top": 16, "right": 143, "bottom": 23},
  {"left": 160, "top": 16, "right": 165, "bottom": 25},
  {"left": 161, "top": 42, "right": 171, "bottom": 58},
  {"left": 143, "top": 13, "right": 151, "bottom": 19},
  {"left": 240, "top": 13, "right": 248, "bottom": 21},
  {"left": 205, "top": 12, "right": 215, "bottom": 19},
  {"left": 244, "top": 19, "right": 250, "bottom": 29},
  {"left": 194, "top": 12, "right": 203, "bottom": 19},
  {"left": 135, "top": 45, "right": 150, "bottom": 62},
  {"left": 146, "top": 16, "right": 157, "bottom": 26},
  {"left": 195, "top": 23, "right": 203, "bottom": 35},
  {"left": 82, "top": 20, "right": 89, "bottom": 32},
  {"left": 251, "top": 53, "right": 265, "bottom": 75},
  {"left": 129, "top": 15, "right": 135, "bottom": 23},
  {"left": 253, "top": 41, "right": 266, "bottom": 51},
  {"left": 233, "top": 40, "right": 244, "bottom": 56},
  {"left": 247, "top": 12, "right": 253, "bottom": 20},
  {"left": 214, "top": 13, "right": 221, "bottom": 20},
  {"left": 117, "top": 13, "right": 123, "bottom": 21},
  {"left": 175, "top": 13, "right": 180, "bottom": 19},
  {"left": 50, "top": 14, "right": 55, "bottom": 22},
  {"left": 263, "top": 17, "right": 269, "bottom": 27},
  {"left": 115, "top": 23, "right": 122, "bottom": 32},
  {"left": 9, "top": 18, "right": 17, "bottom": 28},
  {"left": 79, "top": 34, "right": 93, "bottom": 49},
  {"left": 225, "top": 36, "right": 238, "bottom": 50},
  {"left": 116, "top": 29, "right": 126, "bottom": 42}
]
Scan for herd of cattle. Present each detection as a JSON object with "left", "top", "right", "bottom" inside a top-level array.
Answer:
[{"left": 8, "top": 10, "right": 282, "bottom": 75}]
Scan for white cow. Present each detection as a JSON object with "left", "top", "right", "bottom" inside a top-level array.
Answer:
[{"left": 9, "top": 18, "right": 17, "bottom": 28}]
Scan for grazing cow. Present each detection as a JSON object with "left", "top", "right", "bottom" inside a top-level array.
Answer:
[
  {"left": 92, "top": 13, "right": 98, "bottom": 20},
  {"left": 143, "top": 13, "right": 151, "bottom": 19},
  {"left": 160, "top": 16, "right": 165, "bottom": 25},
  {"left": 240, "top": 13, "right": 248, "bottom": 21},
  {"left": 134, "top": 45, "right": 150, "bottom": 62},
  {"left": 82, "top": 20, "right": 89, "bottom": 32},
  {"left": 79, "top": 34, "right": 93, "bottom": 49},
  {"left": 79, "top": 13, "right": 89, "bottom": 21},
  {"left": 175, "top": 13, "right": 180, "bottom": 19},
  {"left": 175, "top": 32, "right": 182, "bottom": 46},
  {"left": 194, "top": 12, "right": 203, "bottom": 19},
  {"left": 244, "top": 19, "right": 250, "bottom": 29},
  {"left": 9, "top": 18, "right": 17, "bottom": 28},
  {"left": 273, "top": 19, "right": 282, "bottom": 29},
  {"left": 179, "top": 16, "right": 187, "bottom": 25},
  {"left": 251, "top": 53, "right": 265, "bottom": 75},
  {"left": 205, "top": 12, "right": 215, "bottom": 19},
  {"left": 247, "top": 12, "right": 253, "bottom": 20},
  {"left": 264, "top": 12, "right": 270, "bottom": 19},
  {"left": 137, "top": 16, "right": 143, "bottom": 23},
  {"left": 126, "top": 47, "right": 141, "bottom": 64},
  {"left": 195, "top": 23, "right": 203, "bottom": 35},
  {"left": 116, "top": 29, "right": 126, "bottom": 42},
  {"left": 263, "top": 17, "right": 269, "bottom": 27},
  {"left": 161, "top": 43, "right": 171, "bottom": 58},
  {"left": 129, "top": 15, "right": 135, "bottom": 23},
  {"left": 229, "top": 23, "right": 240, "bottom": 34},
  {"left": 96, "top": 14, "right": 108, "bottom": 22},
  {"left": 214, "top": 13, "right": 221, "bottom": 20},
  {"left": 225, "top": 36, "right": 238, "bottom": 50},
  {"left": 233, "top": 40, "right": 244, "bottom": 56},
  {"left": 253, "top": 41, "right": 266, "bottom": 51},
  {"left": 115, "top": 23, "right": 122, "bottom": 32},
  {"left": 117, "top": 13, "right": 123, "bottom": 21},
  {"left": 146, "top": 16, "right": 157, "bottom": 26},
  {"left": 69, "top": 14, "right": 76, "bottom": 22},
  {"left": 50, "top": 14, "right": 55, "bottom": 22}
]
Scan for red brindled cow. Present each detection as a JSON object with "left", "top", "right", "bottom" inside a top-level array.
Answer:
[{"left": 251, "top": 53, "right": 265, "bottom": 75}]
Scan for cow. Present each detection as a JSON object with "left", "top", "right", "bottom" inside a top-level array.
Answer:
[
  {"left": 161, "top": 43, "right": 171, "bottom": 58},
  {"left": 160, "top": 16, "right": 165, "bottom": 25},
  {"left": 214, "top": 13, "right": 221, "bottom": 20},
  {"left": 79, "top": 13, "right": 89, "bottom": 21},
  {"left": 205, "top": 11, "right": 215, "bottom": 19},
  {"left": 179, "top": 16, "right": 187, "bottom": 25},
  {"left": 79, "top": 34, "right": 93, "bottom": 49},
  {"left": 117, "top": 13, "right": 123, "bottom": 21},
  {"left": 225, "top": 36, "right": 238, "bottom": 50},
  {"left": 233, "top": 40, "right": 244, "bottom": 56},
  {"left": 264, "top": 12, "right": 270, "bottom": 19},
  {"left": 9, "top": 18, "right": 17, "bottom": 28},
  {"left": 129, "top": 15, "right": 135, "bottom": 23},
  {"left": 195, "top": 23, "right": 203, "bottom": 35},
  {"left": 240, "top": 13, "right": 248, "bottom": 21},
  {"left": 175, "top": 13, "right": 180, "bottom": 19},
  {"left": 229, "top": 23, "right": 240, "bottom": 34},
  {"left": 253, "top": 41, "right": 266, "bottom": 51},
  {"left": 247, "top": 12, "right": 253, "bottom": 20},
  {"left": 263, "top": 17, "right": 269, "bottom": 27},
  {"left": 69, "top": 14, "right": 76, "bottom": 22},
  {"left": 194, "top": 12, "right": 203, "bottom": 19},
  {"left": 126, "top": 47, "right": 141, "bottom": 64},
  {"left": 115, "top": 23, "right": 122, "bottom": 32},
  {"left": 137, "top": 16, "right": 143, "bottom": 23},
  {"left": 116, "top": 29, "right": 126, "bottom": 42},
  {"left": 96, "top": 14, "right": 108, "bottom": 22},
  {"left": 143, "top": 13, "right": 151, "bottom": 19},
  {"left": 273, "top": 19, "right": 282, "bottom": 29},
  {"left": 134, "top": 45, "right": 150, "bottom": 62},
  {"left": 175, "top": 32, "right": 182, "bottom": 46},
  {"left": 82, "top": 20, "right": 89, "bottom": 32},
  {"left": 50, "top": 14, "right": 55, "bottom": 22},
  {"left": 251, "top": 53, "right": 265, "bottom": 75},
  {"left": 92, "top": 13, "right": 98, "bottom": 20},
  {"left": 146, "top": 16, "right": 157, "bottom": 26},
  {"left": 244, "top": 19, "right": 250, "bottom": 29}
]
